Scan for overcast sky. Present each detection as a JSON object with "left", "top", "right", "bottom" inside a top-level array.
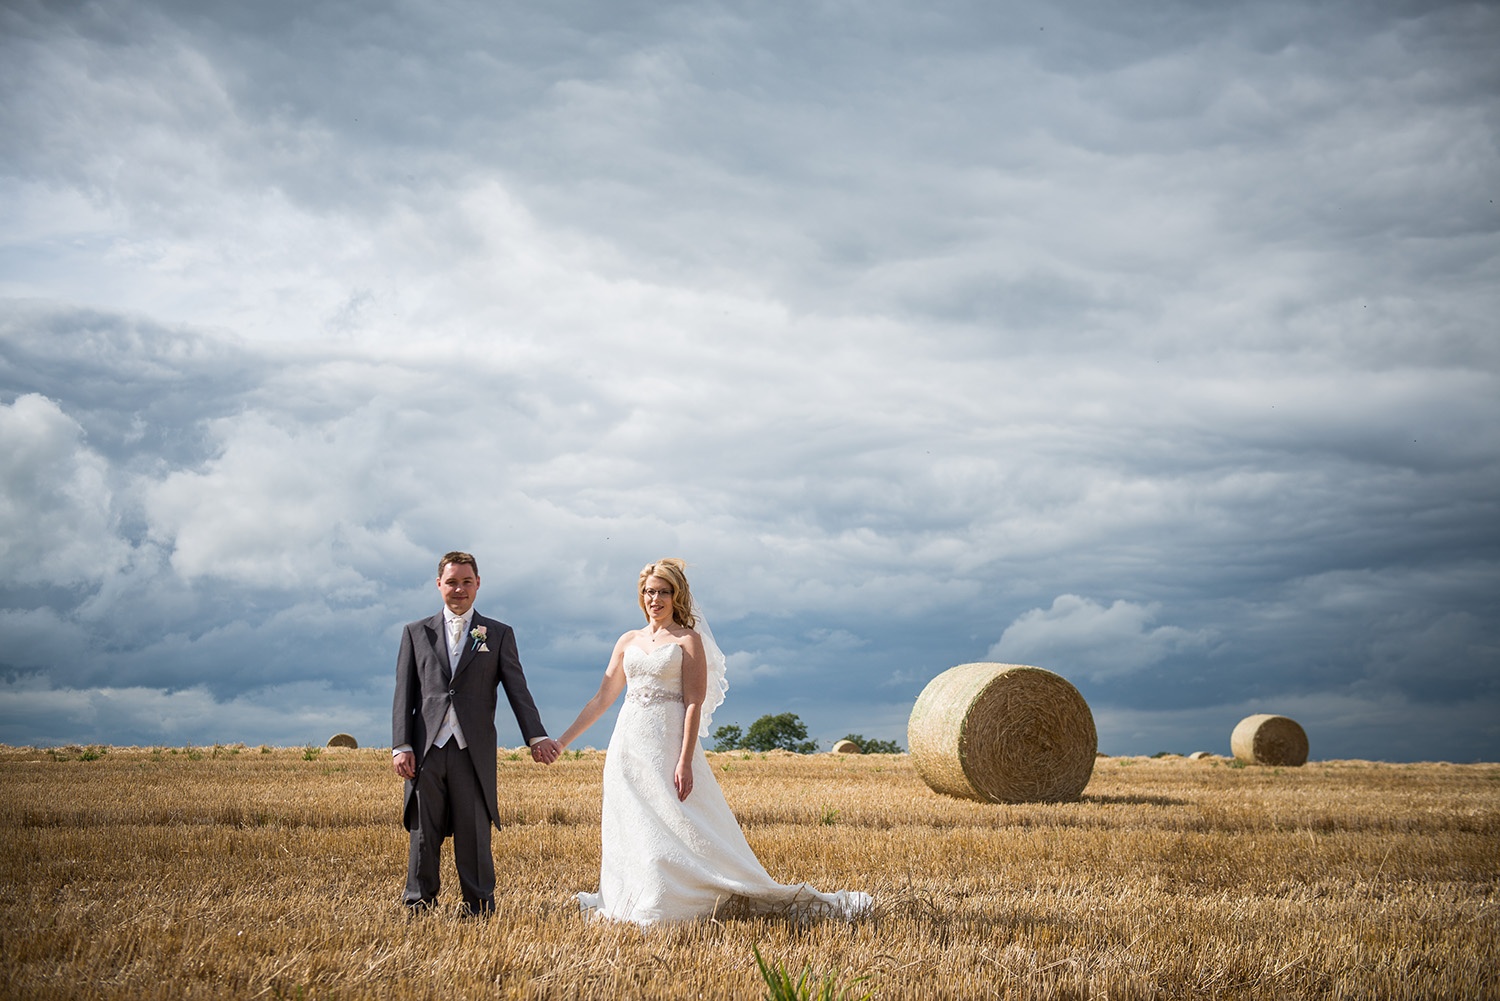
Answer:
[{"left": 2, "top": 0, "right": 1497, "bottom": 761}]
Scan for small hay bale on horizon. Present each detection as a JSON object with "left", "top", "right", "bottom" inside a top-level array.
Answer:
[
  {"left": 1188, "top": 750, "right": 1214, "bottom": 760},
  {"left": 830, "top": 739, "right": 862, "bottom": 754},
  {"left": 908, "top": 662, "right": 1097, "bottom": 804},
  {"left": 1230, "top": 714, "right": 1308, "bottom": 766},
  {"left": 326, "top": 733, "right": 358, "bottom": 749}
]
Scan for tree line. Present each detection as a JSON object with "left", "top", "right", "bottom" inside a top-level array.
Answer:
[{"left": 710, "top": 713, "right": 903, "bottom": 754}]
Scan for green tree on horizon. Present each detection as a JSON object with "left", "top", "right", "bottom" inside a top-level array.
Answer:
[
  {"left": 711, "top": 723, "right": 743, "bottom": 752},
  {"left": 711, "top": 713, "right": 818, "bottom": 754}
]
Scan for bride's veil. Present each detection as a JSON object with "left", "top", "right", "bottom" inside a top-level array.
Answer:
[{"left": 690, "top": 602, "right": 729, "bottom": 738}]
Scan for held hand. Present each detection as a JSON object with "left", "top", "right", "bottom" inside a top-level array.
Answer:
[
  {"left": 674, "top": 760, "right": 693, "bottom": 801},
  {"left": 531, "top": 738, "right": 562, "bottom": 765},
  {"left": 393, "top": 750, "right": 416, "bottom": 780}
]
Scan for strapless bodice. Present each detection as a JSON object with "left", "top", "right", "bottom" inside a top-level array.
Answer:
[{"left": 623, "top": 643, "right": 683, "bottom": 706}]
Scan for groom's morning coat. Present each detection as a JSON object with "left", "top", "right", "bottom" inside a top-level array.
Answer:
[{"left": 392, "top": 611, "right": 547, "bottom": 831}]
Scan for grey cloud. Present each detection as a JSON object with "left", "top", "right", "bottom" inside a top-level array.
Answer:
[
  {"left": 988, "top": 595, "right": 1214, "bottom": 680},
  {"left": 0, "top": 304, "right": 264, "bottom": 470},
  {"left": 1, "top": 0, "right": 1497, "bottom": 760},
  {"left": 0, "top": 677, "right": 389, "bottom": 748},
  {"left": 0, "top": 394, "right": 128, "bottom": 584}
]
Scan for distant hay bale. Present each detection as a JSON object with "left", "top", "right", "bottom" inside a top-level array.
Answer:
[
  {"left": 326, "top": 733, "right": 358, "bottom": 749},
  {"left": 1231, "top": 714, "right": 1308, "bottom": 766},
  {"left": 1188, "top": 750, "right": 1213, "bottom": 760},
  {"left": 830, "top": 739, "right": 862, "bottom": 754},
  {"left": 907, "top": 663, "right": 1097, "bottom": 803}
]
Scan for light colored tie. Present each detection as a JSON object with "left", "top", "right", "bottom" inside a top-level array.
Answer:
[
  {"left": 436, "top": 618, "right": 467, "bottom": 749},
  {"left": 448, "top": 618, "right": 464, "bottom": 668}
]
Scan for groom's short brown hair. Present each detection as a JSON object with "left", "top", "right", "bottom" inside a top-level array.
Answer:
[{"left": 438, "top": 551, "right": 479, "bottom": 577}]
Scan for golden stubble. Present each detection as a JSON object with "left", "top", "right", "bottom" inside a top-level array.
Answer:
[{"left": 1, "top": 746, "right": 1496, "bottom": 1000}]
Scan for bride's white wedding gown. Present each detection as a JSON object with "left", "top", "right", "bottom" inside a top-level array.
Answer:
[{"left": 576, "top": 642, "right": 872, "bottom": 926}]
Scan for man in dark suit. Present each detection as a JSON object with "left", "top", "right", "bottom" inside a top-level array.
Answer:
[{"left": 392, "top": 551, "right": 560, "bottom": 915}]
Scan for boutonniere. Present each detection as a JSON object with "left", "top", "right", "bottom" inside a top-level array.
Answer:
[{"left": 470, "top": 625, "right": 489, "bottom": 652}]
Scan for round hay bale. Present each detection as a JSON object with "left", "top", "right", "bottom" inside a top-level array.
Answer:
[
  {"left": 1188, "top": 750, "right": 1213, "bottom": 760},
  {"left": 1230, "top": 714, "right": 1308, "bottom": 766},
  {"left": 326, "top": 733, "right": 358, "bottom": 749},
  {"left": 830, "top": 739, "right": 862, "bottom": 754},
  {"left": 907, "top": 663, "right": 1097, "bottom": 803}
]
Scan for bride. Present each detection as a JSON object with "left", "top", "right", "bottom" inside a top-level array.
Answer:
[{"left": 554, "top": 558, "right": 872, "bottom": 927}]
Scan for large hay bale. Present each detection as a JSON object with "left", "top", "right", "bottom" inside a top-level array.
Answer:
[
  {"left": 830, "top": 739, "right": 862, "bottom": 754},
  {"left": 1230, "top": 714, "right": 1307, "bottom": 766},
  {"left": 326, "top": 733, "right": 358, "bottom": 749},
  {"left": 907, "top": 663, "right": 1097, "bottom": 803}
]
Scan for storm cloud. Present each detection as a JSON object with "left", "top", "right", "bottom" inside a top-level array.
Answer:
[{"left": 2, "top": 0, "right": 1497, "bottom": 760}]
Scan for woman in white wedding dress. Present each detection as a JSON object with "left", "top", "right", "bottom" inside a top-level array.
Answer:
[{"left": 554, "top": 558, "right": 872, "bottom": 927}]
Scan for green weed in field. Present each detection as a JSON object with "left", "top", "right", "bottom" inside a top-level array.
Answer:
[{"left": 753, "top": 944, "right": 872, "bottom": 1001}]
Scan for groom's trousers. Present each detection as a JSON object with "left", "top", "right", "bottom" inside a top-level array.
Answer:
[{"left": 405, "top": 740, "right": 495, "bottom": 913}]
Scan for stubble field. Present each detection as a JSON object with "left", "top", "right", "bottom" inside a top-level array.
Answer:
[{"left": 1, "top": 744, "right": 1496, "bottom": 1000}]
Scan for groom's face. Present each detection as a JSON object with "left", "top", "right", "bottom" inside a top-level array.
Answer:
[{"left": 437, "top": 562, "right": 480, "bottom": 616}]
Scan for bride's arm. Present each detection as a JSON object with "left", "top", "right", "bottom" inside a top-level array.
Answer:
[
  {"left": 674, "top": 632, "right": 708, "bottom": 801},
  {"left": 556, "top": 636, "right": 629, "bottom": 750}
]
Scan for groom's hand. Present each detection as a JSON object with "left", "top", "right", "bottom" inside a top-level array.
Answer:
[
  {"left": 393, "top": 751, "right": 416, "bottom": 780},
  {"left": 531, "top": 738, "right": 561, "bottom": 765}
]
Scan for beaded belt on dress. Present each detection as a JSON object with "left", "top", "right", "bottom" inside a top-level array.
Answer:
[{"left": 625, "top": 686, "right": 682, "bottom": 706}]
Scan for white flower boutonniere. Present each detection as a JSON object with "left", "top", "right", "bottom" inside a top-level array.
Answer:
[{"left": 470, "top": 625, "right": 489, "bottom": 652}]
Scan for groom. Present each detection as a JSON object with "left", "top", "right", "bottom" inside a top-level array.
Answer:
[{"left": 392, "top": 551, "right": 560, "bottom": 915}]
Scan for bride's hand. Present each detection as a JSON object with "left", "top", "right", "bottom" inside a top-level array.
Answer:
[{"left": 674, "top": 760, "right": 693, "bottom": 801}]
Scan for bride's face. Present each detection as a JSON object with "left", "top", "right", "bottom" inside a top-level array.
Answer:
[{"left": 642, "top": 576, "right": 675, "bottom": 621}]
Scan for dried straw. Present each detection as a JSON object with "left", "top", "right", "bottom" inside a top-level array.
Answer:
[
  {"left": 830, "top": 739, "right": 862, "bottom": 754},
  {"left": 907, "top": 662, "right": 1097, "bottom": 803},
  {"left": 326, "top": 733, "right": 358, "bottom": 749},
  {"left": 1230, "top": 714, "right": 1308, "bottom": 766}
]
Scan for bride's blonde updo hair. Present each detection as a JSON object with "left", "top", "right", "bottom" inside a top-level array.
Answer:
[{"left": 638, "top": 558, "right": 696, "bottom": 629}]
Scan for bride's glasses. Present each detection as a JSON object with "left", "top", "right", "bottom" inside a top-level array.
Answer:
[{"left": 642, "top": 588, "right": 674, "bottom": 599}]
